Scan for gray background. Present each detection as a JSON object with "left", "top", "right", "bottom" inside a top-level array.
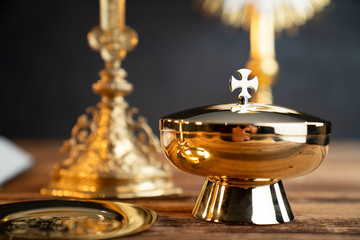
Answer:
[{"left": 0, "top": 0, "right": 359, "bottom": 139}]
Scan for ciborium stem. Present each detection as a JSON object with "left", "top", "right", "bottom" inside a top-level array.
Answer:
[{"left": 41, "top": 0, "right": 181, "bottom": 199}]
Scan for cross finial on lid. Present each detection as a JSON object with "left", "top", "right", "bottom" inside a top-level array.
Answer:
[{"left": 229, "top": 68, "right": 258, "bottom": 105}]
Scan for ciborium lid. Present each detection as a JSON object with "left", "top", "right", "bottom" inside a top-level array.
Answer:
[{"left": 160, "top": 68, "right": 330, "bottom": 142}]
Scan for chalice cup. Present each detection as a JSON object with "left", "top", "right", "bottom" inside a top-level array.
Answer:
[{"left": 159, "top": 69, "right": 331, "bottom": 224}]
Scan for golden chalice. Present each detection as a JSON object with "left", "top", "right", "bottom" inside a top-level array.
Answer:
[{"left": 160, "top": 69, "right": 331, "bottom": 224}]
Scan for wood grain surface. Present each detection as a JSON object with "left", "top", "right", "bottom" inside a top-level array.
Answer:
[{"left": 0, "top": 139, "right": 359, "bottom": 239}]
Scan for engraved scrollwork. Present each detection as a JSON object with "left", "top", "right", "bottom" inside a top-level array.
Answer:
[
  {"left": 2, "top": 216, "right": 118, "bottom": 238},
  {"left": 60, "top": 107, "right": 99, "bottom": 167},
  {"left": 126, "top": 107, "right": 166, "bottom": 169}
]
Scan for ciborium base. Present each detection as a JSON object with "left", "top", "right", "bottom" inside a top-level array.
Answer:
[{"left": 193, "top": 178, "right": 294, "bottom": 225}]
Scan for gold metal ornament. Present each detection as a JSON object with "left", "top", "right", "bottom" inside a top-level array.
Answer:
[
  {"left": 160, "top": 68, "right": 331, "bottom": 224},
  {"left": 41, "top": 0, "right": 181, "bottom": 199},
  {"left": 0, "top": 200, "right": 157, "bottom": 239},
  {"left": 194, "top": 0, "right": 330, "bottom": 103}
]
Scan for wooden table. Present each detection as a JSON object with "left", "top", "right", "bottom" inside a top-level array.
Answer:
[{"left": 0, "top": 139, "right": 359, "bottom": 239}]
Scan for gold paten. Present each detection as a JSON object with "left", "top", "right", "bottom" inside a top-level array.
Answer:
[
  {"left": 41, "top": 0, "right": 181, "bottom": 199},
  {"left": 160, "top": 69, "right": 331, "bottom": 224},
  {"left": 194, "top": 0, "right": 330, "bottom": 103},
  {"left": 0, "top": 200, "right": 157, "bottom": 239}
]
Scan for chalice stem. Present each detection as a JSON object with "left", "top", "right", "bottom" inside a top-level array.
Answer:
[{"left": 246, "top": 7, "right": 279, "bottom": 104}]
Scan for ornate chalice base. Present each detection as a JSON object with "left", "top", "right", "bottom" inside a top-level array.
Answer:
[
  {"left": 193, "top": 178, "right": 293, "bottom": 224},
  {"left": 40, "top": 95, "right": 182, "bottom": 199}
]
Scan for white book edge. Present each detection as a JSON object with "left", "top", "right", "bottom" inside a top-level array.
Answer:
[{"left": 0, "top": 136, "right": 33, "bottom": 187}]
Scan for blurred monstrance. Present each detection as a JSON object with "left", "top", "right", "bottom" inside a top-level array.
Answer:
[
  {"left": 41, "top": 0, "right": 181, "bottom": 198},
  {"left": 195, "top": 0, "right": 330, "bottom": 103}
]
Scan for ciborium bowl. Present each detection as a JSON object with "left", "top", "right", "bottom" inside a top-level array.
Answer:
[{"left": 160, "top": 102, "right": 331, "bottom": 224}]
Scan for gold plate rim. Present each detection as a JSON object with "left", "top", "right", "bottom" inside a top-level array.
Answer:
[{"left": 0, "top": 200, "right": 157, "bottom": 240}]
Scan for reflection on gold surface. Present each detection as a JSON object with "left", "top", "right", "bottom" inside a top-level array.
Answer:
[
  {"left": 178, "top": 146, "right": 211, "bottom": 164},
  {"left": 163, "top": 130, "right": 328, "bottom": 187},
  {"left": 231, "top": 125, "right": 258, "bottom": 141}
]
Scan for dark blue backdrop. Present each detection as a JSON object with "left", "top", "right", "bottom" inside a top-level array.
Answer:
[{"left": 0, "top": 0, "right": 359, "bottom": 139}]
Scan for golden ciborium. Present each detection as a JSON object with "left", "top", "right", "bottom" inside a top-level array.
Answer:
[
  {"left": 41, "top": 0, "right": 181, "bottom": 199},
  {"left": 160, "top": 69, "right": 330, "bottom": 224}
]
